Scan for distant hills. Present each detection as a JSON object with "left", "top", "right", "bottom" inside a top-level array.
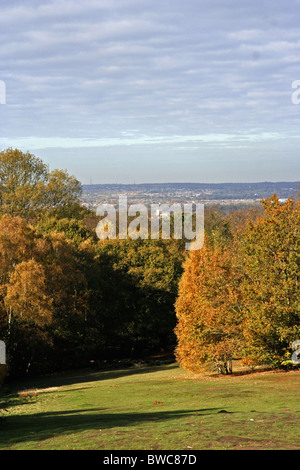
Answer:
[{"left": 82, "top": 182, "right": 299, "bottom": 201}]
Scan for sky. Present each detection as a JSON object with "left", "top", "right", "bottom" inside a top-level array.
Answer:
[{"left": 0, "top": 0, "right": 299, "bottom": 184}]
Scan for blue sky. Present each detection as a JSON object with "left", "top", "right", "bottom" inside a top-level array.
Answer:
[{"left": 0, "top": 0, "right": 299, "bottom": 184}]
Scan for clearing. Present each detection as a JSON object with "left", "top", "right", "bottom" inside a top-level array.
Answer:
[{"left": 0, "top": 362, "right": 300, "bottom": 450}]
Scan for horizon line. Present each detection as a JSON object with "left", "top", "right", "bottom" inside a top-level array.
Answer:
[{"left": 81, "top": 180, "right": 300, "bottom": 186}]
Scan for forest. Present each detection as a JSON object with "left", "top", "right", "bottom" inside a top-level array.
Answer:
[{"left": 0, "top": 148, "right": 299, "bottom": 382}]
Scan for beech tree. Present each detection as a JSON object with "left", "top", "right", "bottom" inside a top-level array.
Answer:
[{"left": 175, "top": 234, "right": 243, "bottom": 374}]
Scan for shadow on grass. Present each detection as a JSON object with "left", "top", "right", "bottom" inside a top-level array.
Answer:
[
  {"left": 5, "top": 363, "right": 179, "bottom": 394},
  {"left": 0, "top": 363, "right": 181, "bottom": 417},
  {"left": 0, "top": 406, "right": 220, "bottom": 448}
]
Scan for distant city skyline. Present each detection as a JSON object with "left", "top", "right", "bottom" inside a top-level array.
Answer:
[{"left": 0, "top": 0, "right": 299, "bottom": 184}]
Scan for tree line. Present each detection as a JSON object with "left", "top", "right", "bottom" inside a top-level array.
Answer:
[{"left": 0, "top": 148, "right": 299, "bottom": 380}]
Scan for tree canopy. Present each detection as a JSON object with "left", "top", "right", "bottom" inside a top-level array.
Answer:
[{"left": 0, "top": 148, "right": 81, "bottom": 219}]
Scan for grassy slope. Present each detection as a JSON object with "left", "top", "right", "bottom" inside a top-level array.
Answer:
[{"left": 0, "top": 363, "right": 300, "bottom": 450}]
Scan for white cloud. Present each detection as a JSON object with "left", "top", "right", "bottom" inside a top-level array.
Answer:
[
  {"left": 0, "top": 130, "right": 287, "bottom": 151},
  {"left": 228, "top": 29, "right": 263, "bottom": 41}
]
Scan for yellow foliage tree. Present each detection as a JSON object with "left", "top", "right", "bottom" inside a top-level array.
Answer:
[{"left": 4, "top": 259, "right": 52, "bottom": 327}]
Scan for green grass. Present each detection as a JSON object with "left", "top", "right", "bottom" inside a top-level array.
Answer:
[{"left": 1, "top": 362, "right": 300, "bottom": 450}]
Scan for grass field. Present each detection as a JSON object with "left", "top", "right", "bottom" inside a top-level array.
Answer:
[{"left": 1, "top": 361, "right": 300, "bottom": 450}]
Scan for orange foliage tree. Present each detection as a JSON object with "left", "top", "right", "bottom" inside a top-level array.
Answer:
[{"left": 175, "top": 235, "right": 243, "bottom": 374}]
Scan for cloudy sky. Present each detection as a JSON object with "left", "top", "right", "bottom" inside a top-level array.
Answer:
[{"left": 0, "top": 0, "right": 299, "bottom": 184}]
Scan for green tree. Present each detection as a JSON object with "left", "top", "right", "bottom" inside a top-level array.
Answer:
[
  {"left": 94, "top": 238, "right": 185, "bottom": 356},
  {"left": 37, "top": 216, "right": 95, "bottom": 246},
  {"left": 204, "top": 206, "right": 233, "bottom": 249}
]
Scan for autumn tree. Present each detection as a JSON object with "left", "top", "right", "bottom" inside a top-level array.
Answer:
[
  {"left": 175, "top": 196, "right": 300, "bottom": 373},
  {"left": 174, "top": 207, "right": 247, "bottom": 374},
  {"left": 4, "top": 259, "right": 52, "bottom": 327},
  {"left": 239, "top": 195, "right": 300, "bottom": 367},
  {"left": 0, "top": 148, "right": 81, "bottom": 219},
  {"left": 0, "top": 215, "right": 52, "bottom": 374},
  {"left": 0, "top": 214, "right": 92, "bottom": 375},
  {"left": 175, "top": 232, "right": 244, "bottom": 374}
]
